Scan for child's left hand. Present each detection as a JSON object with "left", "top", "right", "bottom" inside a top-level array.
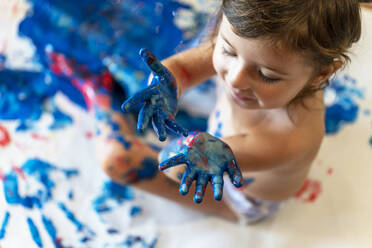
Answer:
[{"left": 159, "top": 132, "right": 243, "bottom": 203}]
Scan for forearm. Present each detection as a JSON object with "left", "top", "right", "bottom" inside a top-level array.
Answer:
[
  {"left": 161, "top": 41, "right": 216, "bottom": 95},
  {"left": 220, "top": 132, "right": 308, "bottom": 173}
]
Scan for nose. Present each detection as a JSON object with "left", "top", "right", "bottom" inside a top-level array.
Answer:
[{"left": 225, "top": 62, "right": 250, "bottom": 90}]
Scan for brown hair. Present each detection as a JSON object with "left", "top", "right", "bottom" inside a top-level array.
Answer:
[{"left": 206, "top": 0, "right": 362, "bottom": 103}]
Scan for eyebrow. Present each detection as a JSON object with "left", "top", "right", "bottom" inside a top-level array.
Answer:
[
  {"left": 221, "top": 34, "right": 234, "bottom": 48},
  {"left": 221, "top": 34, "right": 289, "bottom": 76}
]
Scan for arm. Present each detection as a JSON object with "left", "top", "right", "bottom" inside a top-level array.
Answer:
[
  {"left": 160, "top": 41, "right": 216, "bottom": 95},
  {"left": 220, "top": 126, "right": 324, "bottom": 172}
]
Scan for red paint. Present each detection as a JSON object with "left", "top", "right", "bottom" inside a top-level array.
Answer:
[
  {"left": 0, "top": 169, "right": 5, "bottom": 180},
  {"left": 131, "top": 139, "right": 143, "bottom": 148},
  {"left": 0, "top": 125, "right": 11, "bottom": 147},
  {"left": 184, "top": 134, "right": 197, "bottom": 147},
  {"left": 327, "top": 168, "right": 333, "bottom": 175},
  {"left": 85, "top": 131, "right": 93, "bottom": 139},
  {"left": 179, "top": 64, "right": 191, "bottom": 85},
  {"left": 12, "top": 165, "right": 26, "bottom": 180},
  {"left": 31, "top": 132, "right": 49, "bottom": 141},
  {"left": 101, "top": 71, "right": 113, "bottom": 91},
  {"left": 294, "top": 179, "right": 322, "bottom": 203}
]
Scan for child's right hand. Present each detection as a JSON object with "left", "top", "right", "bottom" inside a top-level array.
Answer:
[{"left": 121, "top": 49, "right": 188, "bottom": 141}]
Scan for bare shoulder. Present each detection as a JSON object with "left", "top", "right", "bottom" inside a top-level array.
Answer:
[{"left": 280, "top": 91, "right": 325, "bottom": 162}]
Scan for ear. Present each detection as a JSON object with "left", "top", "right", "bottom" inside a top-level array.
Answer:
[{"left": 311, "top": 60, "right": 343, "bottom": 86}]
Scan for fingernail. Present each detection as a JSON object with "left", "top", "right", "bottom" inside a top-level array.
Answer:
[
  {"left": 180, "top": 185, "right": 188, "bottom": 195},
  {"left": 193, "top": 196, "right": 202, "bottom": 204}
]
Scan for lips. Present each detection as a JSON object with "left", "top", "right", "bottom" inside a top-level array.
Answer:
[{"left": 231, "top": 90, "right": 256, "bottom": 102}]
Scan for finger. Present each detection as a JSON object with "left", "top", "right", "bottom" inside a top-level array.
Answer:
[
  {"left": 139, "top": 48, "right": 168, "bottom": 77},
  {"left": 159, "top": 153, "right": 187, "bottom": 171},
  {"left": 179, "top": 168, "right": 196, "bottom": 195},
  {"left": 227, "top": 159, "right": 243, "bottom": 188},
  {"left": 137, "top": 103, "right": 155, "bottom": 133},
  {"left": 152, "top": 109, "right": 167, "bottom": 141},
  {"left": 165, "top": 117, "right": 188, "bottom": 137},
  {"left": 211, "top": 175, "right": 224, "bottom": 201},
  {"left": 121, "top": 87, "right": 159, "bottom": 112},
  {"left": 194, "top": 173, "right": 209, "bottom": 204}
]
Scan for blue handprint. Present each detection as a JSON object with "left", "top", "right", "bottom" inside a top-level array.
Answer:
[
  {"left": 121, "top": 49, "right": 188, "bottom": 141},
  {"left": 159, "top": 132, "right": 243, "bottom": 203}
]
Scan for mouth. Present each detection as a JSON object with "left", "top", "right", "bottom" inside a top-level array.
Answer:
[{"left": 231, "top": 90, "right": 256, "bottom": 102}]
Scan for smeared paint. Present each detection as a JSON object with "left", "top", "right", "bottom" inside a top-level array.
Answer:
[
  {"left": 120, "top": 157, "right": 158, "bottom": 184},
  {"left": 1, "top": 159, "right": 80, "bottom": 245},
  {"left": 159, "top": 132, "right": 243, "bottom": 203},
  {"left": 93, "top": 181, "right": 134, "bottom": 213},
  {"left": 0, "top": 125, "right": 11, "bottom": 146},
  {"left": 130, "top": 206, "right": 142, "bottom": 217},
  {"left": 369, "top": 137, "right": 372, "bottom": 147},
  {"left": 122, "top": 48, "right": 188, "bottom": 141},
  {"left": 1, "top": 0, "right": 207, "bottom": 131},
  {"left": 0, "top": 211, "right": 10, "bottom": 240},
  {"left": 27, "top": 217, "right": 43, "bottom": 247},
  {"left": 324, "top": 75, "right": 364, "bottom": 134},
  {"left": 41, "top": 214, "right": 63, "bottom": 248},
  {"left": 118, "top": 235, "right": 158, "bottom": 248},
  {"left": 294, "top": 179, "right": 322, "bottom": 203},
  {"left": 57, "top": 202, "right": 95, "bottom": 242}
]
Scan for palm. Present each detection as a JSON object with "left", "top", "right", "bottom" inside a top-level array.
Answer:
[
  {"left": 159, "top": 132, "right": 243, "bottom": 203},
  {"left": 121, "top": 49, "right": 188, "bottom": 141}
]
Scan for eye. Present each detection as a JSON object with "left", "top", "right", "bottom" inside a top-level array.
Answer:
[
  {"left": 258, "top": 70, "right": 280, "bottom": 83},
  {"left": 222, "top": 47, "right": 236, "bottom": 57}
]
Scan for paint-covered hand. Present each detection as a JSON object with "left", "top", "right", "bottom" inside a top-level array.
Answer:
[
  {"left": 121, "top": 48, "right": 188, "bottom": 141},
  {"left": 159, "top": 132, "right": 243, "bottom": 203}
]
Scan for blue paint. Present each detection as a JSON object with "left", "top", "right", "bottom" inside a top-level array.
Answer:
[
  {"left": 369, "top": 137, "right": 372, "bottom": 147},
  {"left": 41, "top": 214, "right": 61, "bottom": 248},
  {"left": 58, "top": 202, "right": 82, "bottom": 231},
  {"left": 107, "top": 228, "right": 119, "bottom": 235},
  {"left": 3, "top": 171, "right": 42, "bottom": 209},
  {"left": 93, "top": 181, "right": 134, "bottom": 213},
  {"left": 159, "top": 132, "right": 243, "bottom": 203},
  {"left": 1, "top": 0, "right": 208, "bottom": 130},
  {"left": 57, "top": 201, "right": 96, "bottom": 243},
  {"left": 27, "top": 217, "right": 43, "bottom": 247},
  {"left": 364, "top": 109, "right": 371, "bottom": 116},
  {"left": 0, "top": 211, "right": 10, "bottom": 239},
  {"left": 325, "top": 75, "right": 364, "bottom": 134},
  {"left": 121, "top": 157, "right": 159, "bottom": 184},
  {"left": 2, "top": 159, "right": 80, "bottom": 246},
  {"left": 130, "top": 206, "right": 142, "bottom": 217},
  {"left": 122, "top": 49, "right": 188, "bottom": 141},
  {"left": 118, "top": 235, "right": 158, "bottom": 248},
  {"left": 68, "top": 189, "right": 74, "bottom": 200},
  {"left": 0, "top": 70, "right": 83, "bottom": 131},
  {"left": 107, "top": 133, "right": 132, "bottom": 150}
]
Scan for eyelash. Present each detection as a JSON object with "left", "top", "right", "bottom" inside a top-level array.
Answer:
[
  {"left": 222, "top": 46, "right": 280, "bottom": 84},
  {"left": 222, "top": 47, "right": 236, "bottom": 57},
  {"left": 258, "top": 71, "right": 280, "bottom": 83}
]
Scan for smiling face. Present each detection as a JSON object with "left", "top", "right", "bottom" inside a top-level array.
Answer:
[{"left": 212, "top": 16, "right": 318, "bottom": 110}]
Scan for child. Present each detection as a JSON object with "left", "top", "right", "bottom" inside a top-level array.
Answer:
[{"left": 95, "top": 0, "right": 362, "bottom": 224}]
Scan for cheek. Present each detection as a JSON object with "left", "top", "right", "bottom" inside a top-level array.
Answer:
[{"left": 212, "top": 49, "right": 225, "bottom": 76}]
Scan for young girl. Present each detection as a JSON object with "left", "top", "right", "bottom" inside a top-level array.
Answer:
[{"left": 95, "top": 0, "right": 362, "bottom": 224}]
